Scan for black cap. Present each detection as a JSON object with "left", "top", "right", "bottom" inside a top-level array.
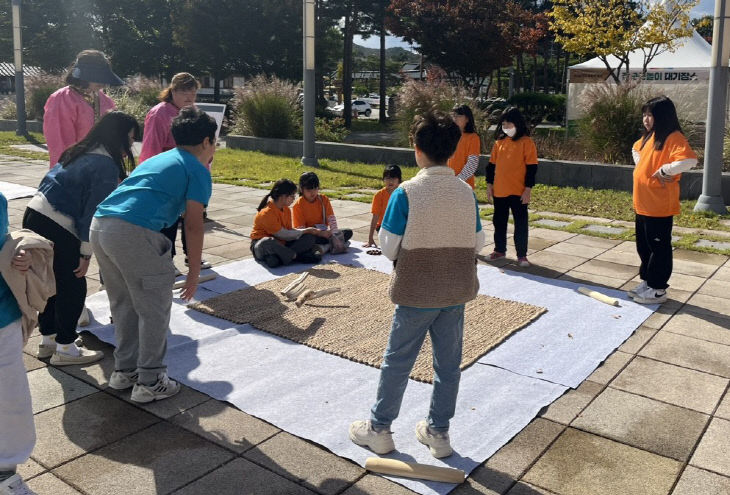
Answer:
[{"left": 71, "top": 58, "right": 124, "bottom": 86}]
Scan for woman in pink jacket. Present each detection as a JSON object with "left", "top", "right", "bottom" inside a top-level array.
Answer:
[
  {"left": 139, "top": 73, "right": 210, "bottom": 270},
  {"left": 43, "top": 50, "right": 123, "bottom": 168}
]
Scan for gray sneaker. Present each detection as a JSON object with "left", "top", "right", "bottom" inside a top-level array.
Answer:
[
  {"left": 415, "top": 420, "right": 453, "bottom": 458},
  {"left": 627, "top": 280, "right": 648, "bottom": 298},
  {"left": 109, "top": 370, "right": 138, "bottom": 390},
  {"left": 50, "top": 347, "right": 104, "bottom": 366},
  {"left": 131, "top": 373, "right": 180, "bottom": 403},
  {"left": 349, "top": 420, "right": 395, "bottom": 454},
  {"left": 0, "top": 473, "right": 37, "bottom": 495}
]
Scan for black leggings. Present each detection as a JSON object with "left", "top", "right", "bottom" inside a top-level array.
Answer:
[
  {"left": 635, "top": 214, "right": 673, "bottom": 290},
  {"left": 492, "top": 195, "right": 529, "bottom": 258},
  {"left": 251, "top": 234, "right": 318, "bottom": 268},
  {"left": 22, "top": 209, "right": 86, "bottom": 345}
]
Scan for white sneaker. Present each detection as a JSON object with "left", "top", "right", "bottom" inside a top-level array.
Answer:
[
  {"left": 0, "top": 474, "right": 37, "bottom": 495},
  {"left": 77, "top": 306, "right": 90, "bottom": 327},
  {"left": 632, "top": 286, "right": 668, "bottom": 304},
  {"left": 349, "top": 420, "right": 395, "bottom": 455},
  {"left": 50, "top": 347, "right": 104, "bottom": 366},
  {"left": 109, "top": 370, "right": 138, "bottom": 390},
  {"left": 37, "top": 335, "right": 84, "bottom": 359},
  {"left": 415, "top": 420, "right": 453, "bottom": 458},
  {"left": 131, "top": 373, "right": 181, "bottom": 403},
  {"left": 627, "top": 280, "right": 648, "bottom": 298}
]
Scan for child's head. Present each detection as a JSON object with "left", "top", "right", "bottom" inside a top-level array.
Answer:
[
  {"left": 257, "top": 179, "right": 297, "bottom": 211},
  {"left": 382, "top": 165, "right": 402, "bottom": 192},
  {"left": 495, "top": 106, "right": 529, "bottom": 141},
  {"left": 298, "top": 171, "right": 320, "bottom": 202},
  {"left": 452, "top": 104, "right": 476, "bottom": 133},
  {"left": 171, "top": 107, "right": 218, "bottom": 166},
  {"left": 641, "top": 96, "right": 682, "bottom": 150},
  {"left": 409, "top": 111, "right": 461, "bottom": 167}
]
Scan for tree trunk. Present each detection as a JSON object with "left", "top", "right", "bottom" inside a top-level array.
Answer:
[
  {"left": 379, "top": 20, "right": 387, "bottom": 123},
  {"left": 542, "top": 44, "right": 549, "bottom": 93},
  {"left": 532, "top": 54, "right": 537, "bottom": 92},
  {"left": 560, "top": 51, "right": 569, "bottom": 93},
  {"left": 343, "top": 1, "right": 354, "bottom": 128},
  {"left": 214, "top": 75, "right": 220, "bottom": 103},
  {"left": 497, "top": 67, "right": 501, "bottom": 96}
]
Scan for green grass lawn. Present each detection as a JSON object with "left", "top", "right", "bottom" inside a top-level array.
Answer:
[{"left": 0, "top": 132, "right": 48, "bottom": 161}]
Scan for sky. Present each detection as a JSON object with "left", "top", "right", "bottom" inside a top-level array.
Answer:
[{"left": 354, "top": 1, "right": 717, "bottom": 52}]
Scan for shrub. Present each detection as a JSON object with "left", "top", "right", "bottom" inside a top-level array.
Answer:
[
  {"left": 231, "top": 75, "right": 300, "bottom": 139},
  {"left": 0, "top": 98, "right": 17, "bottom": 119},
  {"left": 314, "top": 117, "right": 349, "bottom": 143},
  {"left": 394, "top": 79, "right": 488, "bottom": 149},
  {"left": 25, "top": 73, "right": 64, "bottom": 120},
  {"left": 107, "top": 75, "right": 163, "bottom": 131},
  {"left": 507, "top": 92, "right": 566, "bottom": 126}
]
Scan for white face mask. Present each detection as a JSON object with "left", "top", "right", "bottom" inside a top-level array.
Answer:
[{"left": 503, "top": 126, "right": 516, "bottom": 137}]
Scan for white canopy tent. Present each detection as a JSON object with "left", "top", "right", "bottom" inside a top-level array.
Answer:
[{"left": 567, "top": 30, "right": 714, "bottom": 121}]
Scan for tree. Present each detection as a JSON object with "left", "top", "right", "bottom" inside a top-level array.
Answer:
[
  {"left": 549, "top": 0, "right": 696, "bottom": 84},
  {"left": 388, "top": 0, "right": 536, "bottom": 93},
  {"left": 692, "top": 15, "right": 713, "bottom": 42}
]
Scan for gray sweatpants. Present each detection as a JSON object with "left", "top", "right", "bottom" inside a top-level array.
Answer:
[{"left": 90, "top": 217, "right": 175, "bottom": 385}]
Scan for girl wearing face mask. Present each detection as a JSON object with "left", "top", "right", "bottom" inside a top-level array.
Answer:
[
  {"left": 448, "top": 104, "right": 481, "bottom": 189},
  {"left": 486, "top": 107, "right": 538, "bottom": 268}
]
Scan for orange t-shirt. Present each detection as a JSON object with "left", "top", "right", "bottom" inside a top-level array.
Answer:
[
  {"left": 489, "top": 136, "right": 538, "bottom": 197},
  {"left": 632, "top": 131, "right": 696, "bottom": 217},
  {"left": 292, "top": 194, "right": 335, "bottom": 228},
  {"left": 371, "top": 187, "right": 393, "bottom": 228},
  {"left": 250, "top": 201, "right": 293, "bottom": 241},
  {"left": 447, "top": 132, "right": 481, "bottom": 189}
]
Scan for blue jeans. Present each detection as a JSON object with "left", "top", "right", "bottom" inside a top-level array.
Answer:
[{"left": 370, "top": 304, "right": 464, "bottom": 433}]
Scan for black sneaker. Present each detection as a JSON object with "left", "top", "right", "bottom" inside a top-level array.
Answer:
[
  {"left": 185, "top": 258, "right": 212, "bottom": 269},
  {"left": 297, "top": 249, "right": 322, "bottom": 264}
]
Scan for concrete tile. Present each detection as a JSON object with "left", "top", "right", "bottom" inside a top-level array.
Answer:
[
  {"left": 690, "top": 418, "right": 730, "bottom": 476},
  {"left": 572, "top": 388, "right": 709, "bottom": 461},
  {"left": 523, "top": 251, "right": 586, "bottom": 271},
  {"left": 673, "top": 249, "right": 728, "bottom": 266},
  {"left": 699, "top": 278, "right": 730, "bottom": 299},
  {"left": 174, "top": 458, "right": 317, "bottom": 495},
  {"left": 202, "top": 234, "right": 240, "bottom": 249},
  {"left": 668, "top": 272, "right": 707, "bottom": 292},
  {"left": 108, "top": 383, "right": 210, "bottom": 419},
  {"left": 673, "top": 259, "right": 718, "bottom": 278},
  {"left": 640, "top": 331, "right": 730, "bottom": 377},
  {"left": 54, "top": 422, "right": 234, "bottom": 495},
  {"left": 27, "top": 367, "right": 98, "bottom": 414},
  {"left": 32, "top": 392, "right": 160, "bottom": 468},
  {"left": 593, "top": 248, "right": 641, "bottom": 267},
  {"left": 572, "top": 259, "right": 639, "bottom": 279},
  {"left": 540, "top": 381, "right": 603, "bottom": 425},
  {"left": 533, "top": 219, "right": 571, "bottom": 229},
  {"left": 559, "top": 270, "right": 627, "bottom": 289},
  {"left": 712, "top": 266, "right": 730, "bottom": 282},
  {"left": 587, "top": 350, "right": 633, "bottom": 384},
  {"left": 220, "top": 213, "right": 255, "bottom": 227},
  {"left": 667, "top": 288, "right": 694, "bottom": 304},
  {"left": 244, "top": 432, "right": 364, "bottom": 495},
  {"left": 543, "top": 242, "right": 606, "bottom": 259},
  {"left": 204, "top": 240, "right": 253, "bottom": 259},
  {"left": 524, "top": 237, "right": 556, "bottom": 251},
  {"left": 672, "top": 466, "right": 730, "bottom": 495},
  {"left": 617, "top": 326, "right": 657, "bottom": 354},
  {"left": 506, "top": 482, "right": 557, "bottom": 495},
  {"left": 17, "top": 457, "right": 45, "bottom": 480},
  {"left": 341, "top": 474, "right": 418, "bottom": 495},
  {"left": 58, "top": 350, "right": 116, "bottom": 390},
  {"left": 685, "top": 293, "right": 730, "bottom": 318},
  {"left": 523, "top": 428, "right": 681, "bottom": 495},
  {"left": 612, "top": 356, "right": 728, "bottom": 414},
  {"left": 170, "top": 399, "right": 279, "bottom": 453},
  {"left": 717, "top": 392, "right": 730, "bottom": 420},
  {"left": 23, "top": 353, "right": 46, "bottom": 372},
  {"left": 27, "top": 473, "right": 82, "bottom": 494},
  {"left": 528, "top": 228, "right": 576, "bottom": 242},
  {"left": 641, "top": 302, "right": 681, "bottom": 329},
  {"left": 581, "top": 224, "right": 627, "bottom": 235},
  {"left": 662, "top": 311, "right": 730, "bottom": 346}
]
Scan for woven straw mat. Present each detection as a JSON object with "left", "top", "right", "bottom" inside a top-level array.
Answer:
[{"left": 190, "top": 264, "right": 546, "bottom": 383}]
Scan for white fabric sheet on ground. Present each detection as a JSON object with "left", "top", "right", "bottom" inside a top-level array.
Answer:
[
  {"left": 83, "top": 242, "right": 653, "bottom": 494},
  {"left": 0, "top": 181, "right": 36, "bottom": 200}
]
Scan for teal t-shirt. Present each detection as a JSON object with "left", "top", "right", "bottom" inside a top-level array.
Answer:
[
  {"left": 94, "top": 148, "right": 212, "bottom": 231},
  {"left": 0, "top": 192, "right": 22, "bottom": 329}
]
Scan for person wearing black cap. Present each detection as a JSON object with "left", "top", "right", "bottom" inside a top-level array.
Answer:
[{"left": 43, "top": 50, "right": 124, "bottom": 169}]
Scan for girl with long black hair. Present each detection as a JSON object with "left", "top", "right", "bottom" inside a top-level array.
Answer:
[{"left": 23, "top": 111, "right": 140, "bottom": 365}]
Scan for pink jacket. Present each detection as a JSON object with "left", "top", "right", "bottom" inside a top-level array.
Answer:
[
  {"left": 139, "top": 101, "right": 180, "bottom": 163},
  {"left": 43, "top": 86, "right": 116, "bottom": 168}
]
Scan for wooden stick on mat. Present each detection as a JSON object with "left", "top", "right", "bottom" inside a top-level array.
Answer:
[
  {"left": 281, "top": 272, "right": 309, "bottom": 295},
  {"left": 283, "top": 282, "right": 307, "bottom": 300},
  {"left": 295, "top": 287, "right": 341, "bottom": 307},
  {"left": 577, "top": 286, "right": 620, "bottom": 307},
  {"left": 173, "top": 273, "right": 217, "bottom": 290},
  {"left": 365, "top": 458, "right": 465, "bottom": 484}
]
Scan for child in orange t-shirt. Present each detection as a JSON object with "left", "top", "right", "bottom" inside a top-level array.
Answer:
[
  {"left": 291, "top": 172, "right": 352, "bottom": 253},
  {"left": 487, "top": 107, "right": 538, "bottom": 267},
  {"left": 448, "top": 104, "right": 481, "bottom": 189},
  {"left": 628, "top": 96, "right": 697, "bottom": 304},
  {"left": 365, "top": 165, "right": 402, "bottom": 247},
  {"left": 250, "top": 179, "right": 322, "bottom": 268}
]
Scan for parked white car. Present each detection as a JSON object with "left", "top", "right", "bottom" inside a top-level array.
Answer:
[
  {"left": 361, "top": 94, "right": 382, "bottom": 106},
  {"left": 328, "top": 100, "right": 372, "bottom": 117}
]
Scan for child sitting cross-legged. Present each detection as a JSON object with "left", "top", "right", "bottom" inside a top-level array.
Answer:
[
  {"left": 250, "top": 179, "right": 323, "bottom": 268},
  {"left": 291, "top": 172, "right": 352, "bottom": 254}
]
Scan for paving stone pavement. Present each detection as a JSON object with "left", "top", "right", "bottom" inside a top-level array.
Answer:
[{"left": 2, "top": 155, "right": 729, "bottom": 495}]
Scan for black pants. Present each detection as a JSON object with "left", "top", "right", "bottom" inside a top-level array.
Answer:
[
  {"left": 635, "top": 214, "right": 673, "bottom": 290},
  {"left": 22, "top": 209, "right": 86, "bottom": 345},
  {"left": 250, "top": 234, "right": 318, "bottom": 268},
  {"left": 493, "top": 195, "right": 529, "bottom": 257},
  {"left": 160, "top": 217, "right": 187, "bottom": 257}
]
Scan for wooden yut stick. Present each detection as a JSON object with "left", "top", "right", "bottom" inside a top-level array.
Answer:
[
  {"left": 577, "top": 286, "right": 620, "bottom": 306},
  {"left": 172, "top": 273, "right": 217, "bottom": 290},
  {"left": 281, "top": 272, "right": 309, "bottom": 295},
  {"left": 295, "top": 287, "right": 341, "bottom": 307},
  {"left": 283, "top": 282, "right": 307, "bottom": 300},
  {"left": 365, "top": 458, "right": 465, "bottom": 484}
]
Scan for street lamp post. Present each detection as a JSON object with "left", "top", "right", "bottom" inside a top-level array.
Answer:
[
  {"left": 302, "top": 0, "right": 319, "bottom": 167},
  {"left": 12, "top": 0, "right": 27, "bottom": 136},
  {"left": 695, "top": 0, "right": 729, "bottom": 214}
]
